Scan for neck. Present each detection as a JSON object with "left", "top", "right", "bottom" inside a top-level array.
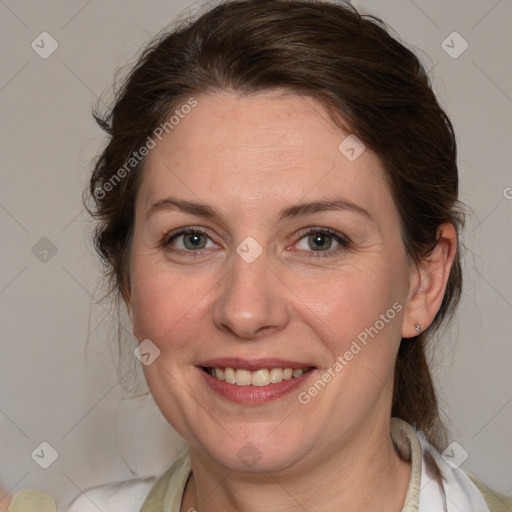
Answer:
[{"left": 181, "top": 418, "right": 411, "bottom": 512}]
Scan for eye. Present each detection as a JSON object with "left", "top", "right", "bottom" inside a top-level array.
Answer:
[
  {"left": 163, "top": 228, "right": 217, "bottom": 254},
  {"left": 294, "top": 228, "right": 350, "bottom": 258},
  {"left": 160, "top": 226, "right": 350, "bottom": 259}
]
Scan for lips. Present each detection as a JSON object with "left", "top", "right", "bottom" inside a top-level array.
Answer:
[{"left": 197, "top": 358, "right": 316, "bottom": 404}]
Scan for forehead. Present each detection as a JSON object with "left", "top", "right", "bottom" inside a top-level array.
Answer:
[{"left": 138, "top": 90, "right": 394, "bottom": 225}]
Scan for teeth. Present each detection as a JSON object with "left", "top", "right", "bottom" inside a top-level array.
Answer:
[
  {"left": 269, "top": 368, "right": 283, "bottom": 383},
  {"left": 206, "top": 366, "right": 309, "bottom": 386},
  {"left": 224, "top": 367, "right": 236, "bottom": 384},
  {"left": 235, "top": 369, "right": 252, "bottom": 386},
  {"left": 252, "top": 369, "right": 270, "bottom": 386}
]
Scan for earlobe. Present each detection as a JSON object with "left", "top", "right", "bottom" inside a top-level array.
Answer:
[{"left": 401, "top": 223, "right": 458, "bottom": 338}]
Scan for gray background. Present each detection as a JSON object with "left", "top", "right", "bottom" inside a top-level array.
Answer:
[{"left": 0, "top": 0, "right": 511, "bottom": 509}]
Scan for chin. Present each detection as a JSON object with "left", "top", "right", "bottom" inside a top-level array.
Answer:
[{"left": 191, "top": 429, "right": 313, "bottom": 474}]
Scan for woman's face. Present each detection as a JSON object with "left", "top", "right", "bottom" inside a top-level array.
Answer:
[{"left": 127, "top": 90, "right": 417, "bottom": 472}]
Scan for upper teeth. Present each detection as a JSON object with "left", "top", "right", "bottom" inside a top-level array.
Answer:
[{"left": 207, "top": 367, "right": 307, "bottom": 386}]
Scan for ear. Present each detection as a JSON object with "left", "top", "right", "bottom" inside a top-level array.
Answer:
[{"left": 402, "top": 223, "right": 458, "bottom": 338}]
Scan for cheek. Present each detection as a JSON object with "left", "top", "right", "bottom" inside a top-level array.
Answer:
[
  {"left": 129, "top": 258, "right": 210, "bottom": 346},
  {"left": 129, "top": 257, "right": 243, "bottom": 380},
  {"left": 293, "top": 260, "right": 406, "bottom": 348}
]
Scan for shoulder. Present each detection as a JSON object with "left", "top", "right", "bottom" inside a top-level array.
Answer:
[
  {"left": 139, "top": 449, "right": 192, "bottom": 512},
  {"left": 68, "top": 449, "right": 192, "bottom": 512},
  {"left": 413, "top": 426, "right": 512, "bottom": 512},
  {"left": 391, "top": 418, "right": 512, "bottom": 512},
  {"left": 467, "top": 475, "right": 512, "bottom": 512},
  {"left": 68, "top": 476, "right": 157, "bottom": 512}
]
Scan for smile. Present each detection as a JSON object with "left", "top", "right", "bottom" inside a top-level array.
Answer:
[
  {"left": 198, "top": 359, "right": 316, "bottom": 404},
  {"left": 202, "top": 366, "right": 312, "bottom": 386}
]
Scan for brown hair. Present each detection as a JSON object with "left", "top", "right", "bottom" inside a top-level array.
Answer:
[{"left": 86, "top": 0, "right": 464, "bottom": 450}]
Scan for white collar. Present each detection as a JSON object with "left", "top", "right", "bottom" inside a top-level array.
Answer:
[{"left": 391, "top": 418, "right": 490, "bottom": 511}]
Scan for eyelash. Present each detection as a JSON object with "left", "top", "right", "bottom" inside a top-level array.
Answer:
[{"left": 160, "top": 226, "right": 351, "bottom": 259}]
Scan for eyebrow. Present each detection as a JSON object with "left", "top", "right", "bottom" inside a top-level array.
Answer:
[{"left": 146, "top": 196, "right": 372, "bottom": 223}]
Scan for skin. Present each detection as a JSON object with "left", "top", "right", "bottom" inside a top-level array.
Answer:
[{"left": 126, "top": 90, "right": 457, "bottom": 512}]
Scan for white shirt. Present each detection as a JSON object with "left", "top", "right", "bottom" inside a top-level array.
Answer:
[{"left": 68, "top": 476, "right": 157, "bottom": 512}]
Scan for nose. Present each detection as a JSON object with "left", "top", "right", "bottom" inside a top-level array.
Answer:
[{"left": 212, "top": 247, "right": 290, "bottom": 340}]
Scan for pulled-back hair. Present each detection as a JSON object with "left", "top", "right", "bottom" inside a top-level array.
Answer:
[{"left": 86, "top": 0, "right": 464, "bottom": 451}]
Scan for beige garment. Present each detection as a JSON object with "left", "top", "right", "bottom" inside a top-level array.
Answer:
[{"left": 6, "top": 490, "right": 56, "bottom": 512}]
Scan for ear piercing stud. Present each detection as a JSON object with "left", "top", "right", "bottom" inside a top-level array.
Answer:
[{"left": 414, "top": 323, "right": 421, "bottom": 334}]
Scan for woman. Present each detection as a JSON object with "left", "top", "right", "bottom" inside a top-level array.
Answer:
[{"left": 66, "top": 0, "right": 511, "bottom": 510}]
